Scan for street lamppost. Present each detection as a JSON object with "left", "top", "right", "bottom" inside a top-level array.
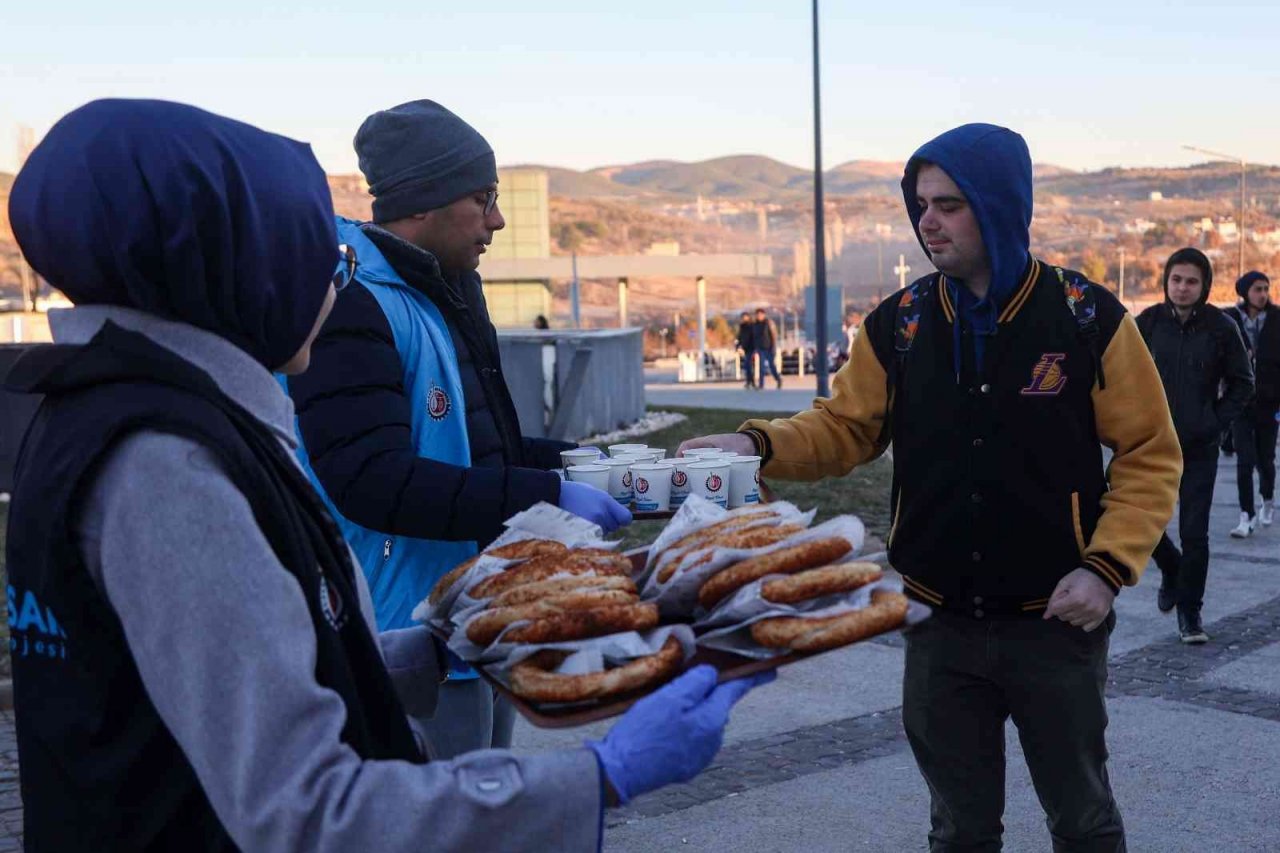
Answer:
[
  {"left": 810, "top": 0, "right": 830, "bottom": 397},
  {"left": 1183, "top": 144, "right": 1247, "bottom": 280}
]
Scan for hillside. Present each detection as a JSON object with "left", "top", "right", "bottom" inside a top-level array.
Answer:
[{"left": 508, "top": 156, "right": 1280, "bottom": 205}]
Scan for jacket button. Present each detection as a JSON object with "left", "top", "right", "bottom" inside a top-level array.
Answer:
[
  {"left": 972, "top": 551, "right": 982, "bottom": 562},
  {"left": 980, "top": 383, "right": 992, "bottom": 394},
  {"left": 973, "top": 596, "right": 984, "bottom": 605},
  {"left": 974, "top": 609, "right": 985, "bottom": 619},
  {"left": 973, "top": 438, "right": 984, "bottom": 448}
]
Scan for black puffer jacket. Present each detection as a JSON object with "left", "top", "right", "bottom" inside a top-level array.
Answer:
[
  {"left": 1136, "top": 302, "right": 1253, "bottom": 453},
  {"left": 288, "top": 225, "right": 573, "bottom": 547},
  {"left": 363, "top": 227, "right": 573, "bottom": 472},
  {"left": 1224, "top": 302, "right": 1280, "bottom": 409}
]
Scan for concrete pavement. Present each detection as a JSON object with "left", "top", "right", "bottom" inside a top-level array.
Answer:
[{"left": 645, "top": 368, "right": 826, "bottom": 413}]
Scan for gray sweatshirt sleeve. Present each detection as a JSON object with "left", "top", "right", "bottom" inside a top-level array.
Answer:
[{"left": 74, "top": 432, "right": 602, "bottom": 852}]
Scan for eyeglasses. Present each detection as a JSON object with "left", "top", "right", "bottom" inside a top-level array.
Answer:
[
  {"left": 482, "top": 189, "right": 499, "bottom": 216},
  {"left": 333, "top": 244, "right": 357, "bottom": 292}
]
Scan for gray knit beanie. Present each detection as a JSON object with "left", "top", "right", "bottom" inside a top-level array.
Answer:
[{"left": 354, "top": 100, "right": 497, "bottom": 223}]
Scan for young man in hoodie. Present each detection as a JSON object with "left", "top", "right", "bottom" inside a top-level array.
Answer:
[
  {"left": 737, "top": 310, "right": 756, "bottom": 388},
  {"left": 752, "top": 307, "right": 784, "bottom": 389},
  {"left": 1223, "top": 271, "right": 1280, "bottom": 534},
  {"left": 679, "top": 123, "right": 1183, "bottom": 851},
  {"left": 1137, "top": 250, "right": 1253, "bottom": 643},
  {"left": 5, "top": 99, "right": 767, "bottom": 852},
  {"left": 284, "top": 100, "right": 630, "bottom": 757}
]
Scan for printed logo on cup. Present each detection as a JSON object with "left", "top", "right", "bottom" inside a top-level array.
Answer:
[
  {"left": 635, "top": 476, "right": 649, "bottom": 494},
  {"left": 671, "top": 469, "right": 688, "bottom": 488},
  {"left": 754, "top": 469, "right": 760, "bottom": 484},
  {"left": 622, "top": 471, "right": 633, "bottom": 488},
  {"left": 706, "top": 473, "right": 723, "bottom": 492},
  {"left": 426, "top": 384, "right": 451, "bottom": 421}
]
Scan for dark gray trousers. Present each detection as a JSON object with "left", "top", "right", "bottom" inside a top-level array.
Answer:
[
  {"left": 903, "top": 610, "right": 1125, "bottom": 852},
  {"left": 1233, "top": 403, "right": 1279, "bottom": 515},
  {"left": 1151, "top": 449, "right": 1219, "bottom": 614}
]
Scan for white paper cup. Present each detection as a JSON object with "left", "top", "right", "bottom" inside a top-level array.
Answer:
[
  {"left": 608, "top": 443, "right": 649, "bottom": 457},
  {"left": 630, "top": 463, "right": 674, "bottom": 512},
  {"left": 668, "top": 456, "right": 700, "bottom": 508},
  {"left": 598, "top": 458, "right": 636, "bottom": 504},
  {"left": 688, "top": 460, "right": 733, "bottom": 508},
  {"left": 561, "top": 447, "right": 603, "bottom": 470},
  {"left": 645, "top": 448, "right": 669, "bottom": 460},
  {"left": 682, "top": 447, "right": 727, "bottom": 458},
  {"left": 727, "top": 455, "right": 763, "bottom": 508},
  {"left": 565, "top": 463, "right": 611, "bottom": 492},
  {"left": 616, "top": 450, "right": 663, "bottom": 464}
]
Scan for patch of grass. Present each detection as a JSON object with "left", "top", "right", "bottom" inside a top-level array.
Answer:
[{"left": 610, "top": 405, "right": 894, "bottom": 550}]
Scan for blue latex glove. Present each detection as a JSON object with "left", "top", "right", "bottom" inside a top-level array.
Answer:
[
  {"left": 559, "top": 480, "right": 632, "bottom": 533},
  {"left": 587, "top": 665, "right": 775, "bottom": 804}
]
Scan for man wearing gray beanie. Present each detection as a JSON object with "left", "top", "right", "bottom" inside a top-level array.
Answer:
[
  {"left": 1224, "top": 271, "right": 1280, "bottom": 535},
  {"left": 285, "top": 100, "right": 631, "bottom": 758}
]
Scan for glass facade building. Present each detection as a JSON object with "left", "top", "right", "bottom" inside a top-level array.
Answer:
[{"left": 482, "top": 168, "right": 552, "bottom": 328}]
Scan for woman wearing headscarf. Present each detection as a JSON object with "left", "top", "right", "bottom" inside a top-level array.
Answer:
[{"left": 4, "top": 99, "right": 766, "bottom": 851}]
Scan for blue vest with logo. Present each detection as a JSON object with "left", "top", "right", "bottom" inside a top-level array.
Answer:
[{"left": 289, "top": 218, "right": 478, "bottom": 677}]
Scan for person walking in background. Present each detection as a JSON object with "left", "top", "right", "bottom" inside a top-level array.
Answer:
[
  {"left": 284, "top": 100, "right": 629, "bottom": 758},
  {"left": 737, "top": 310, "right": 756, "bottom": 389},
  {"left": 1137, "top": 248, "right": 1253, "bottom": 643},
  {"left": 678, "top": 124, "right": 1182, "bottom": 851},
  {"left": 1224, "top": 271, "right": 1280, "bottom": 535},
  {"left": 752, "top": 307, "right": 783, "bottom": 389},
  {"left": 533, "top": 314, "right": 549, "bottom": 330}
]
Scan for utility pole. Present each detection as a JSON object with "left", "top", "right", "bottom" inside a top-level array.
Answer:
[
  {"left": 810, "top": 0, "right": 830, "bottom": 398},
  {"left": 696, "top": 276, "right": 707, "bottom": 381},
  {"left": 1183, "top": 144, "right": 1247, "bottom": 280},
  {"left": 1118, "top": 247, "right": 1126, "bottom": 301},
  {"left": 570, "top": 252, "right": 581, "bottom": 328}
]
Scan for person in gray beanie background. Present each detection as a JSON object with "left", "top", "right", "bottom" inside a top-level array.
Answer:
[
  {"left": 1224, "top": 270, "right": 1280, "bottom": 535},
  {"left": 284, "top": 100, "right": 630, "bottom": 758}
]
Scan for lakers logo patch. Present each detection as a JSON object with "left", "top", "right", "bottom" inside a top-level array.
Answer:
[
  {"left": 427, "top": 384, "right": 452, "bottom": 421},
  {"left": 1021, "top": 353, "right": 1068, "bottom": 396}
]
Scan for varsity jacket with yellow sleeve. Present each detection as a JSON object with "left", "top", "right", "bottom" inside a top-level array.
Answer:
[{"left": 741, "top": 262, "right": 1183, "bottom": 613}]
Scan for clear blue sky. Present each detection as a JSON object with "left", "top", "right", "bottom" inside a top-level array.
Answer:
[{"left": 3, "top": 1, "right": 1278, "bottom": 176}]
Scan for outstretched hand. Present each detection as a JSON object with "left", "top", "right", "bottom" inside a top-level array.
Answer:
[{"left": 675, "top": 433, "right": 755, "bottom": 459}]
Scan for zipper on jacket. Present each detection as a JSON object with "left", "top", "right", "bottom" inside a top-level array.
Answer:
[{"left": 383, "top": 539, "right": 393, "bottom": 561}]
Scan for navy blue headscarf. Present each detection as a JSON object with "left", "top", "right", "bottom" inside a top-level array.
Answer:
[{"left": 8, "top": 99, "right": 337, "bottom": 369}]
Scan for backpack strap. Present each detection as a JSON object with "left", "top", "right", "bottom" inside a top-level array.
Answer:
[
  {"left": 1055, "top": 266, "right": 1107, "bottom": 390},
  {"left": 885, "top": 274, "right": 939, "bottom": 400}
]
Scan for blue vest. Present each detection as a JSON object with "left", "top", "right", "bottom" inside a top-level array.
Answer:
[{"left": 288, "top": 218, "right": 478, "bottom": 676}]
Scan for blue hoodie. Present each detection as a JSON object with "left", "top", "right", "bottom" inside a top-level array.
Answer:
[{"left": 901, "top": 123, "right": 1033, "bottom": 374}]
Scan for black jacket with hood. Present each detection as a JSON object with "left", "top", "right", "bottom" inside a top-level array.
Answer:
[
  {"left": 1136, "top": 257, "right": 1253, "bottom": 454},
  {"left": 1224, "top": 301, "right": 1280, "bottom": 409}
]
